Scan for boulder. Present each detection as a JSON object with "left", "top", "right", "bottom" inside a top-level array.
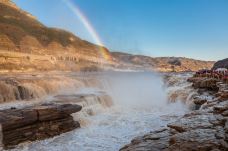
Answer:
[
  {"left": 193, "top": 96, "right": 207, "bottom": 105},
  {"left": 169, "top": 129, "right": 225, "bottom": 151},
  {"left": 217, "top": 90, "right": 228, "bottom": 100},
  {"left": 0, "top": 103, "right": 82, "bottom": 149},
  {"left": 120, "top": 129, "right": 171, "bottom": 151},
  {"left": 188, "top": 77, "right": 219, "bottom": 91},
  {"left": 167, "top": 112, "right": 217, "bottom": 132},
  {"left": 194, "top": 78, "right": 219, "bottom": 91},
  {"left": 193, "top": 96, "right": 208, "bottom": 110}
]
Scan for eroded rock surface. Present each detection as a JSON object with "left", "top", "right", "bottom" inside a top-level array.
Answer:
[
  {"left": 188, "top": 77, "right": 219, "bottom": 91},
  {"left": 0, "top": 103, "right": 82, "bottom": 149},
  {"left": 120, "top": 77, "right": 228, "bottom": 151}
]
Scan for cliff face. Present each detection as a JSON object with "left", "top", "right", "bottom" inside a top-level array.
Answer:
[
  {"left": 112, "top": 52, "right": 215, "bottom": 72},
  {"left": 0, "top": 0, "right": 113, "bottom": 72},
  {"left": 0, "top": 0, "right": 112, "bottom": 56},
  {"left": 0, "top": 0, "right": 215, "bottom": 72},
  {"left": 212, "top": 58, "right": 228, "bottom": 70}
]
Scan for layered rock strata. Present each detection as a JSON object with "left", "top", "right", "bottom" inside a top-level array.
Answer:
[{"left": 0, "top": 103, "right": 82, "bottom": 149}]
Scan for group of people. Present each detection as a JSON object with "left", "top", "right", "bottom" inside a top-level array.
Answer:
[{"left": 195, "top": 68, "right": 228, "bottom": 83}]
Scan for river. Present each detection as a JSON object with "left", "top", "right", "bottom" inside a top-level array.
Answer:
[{"left": 2, "top": 72, "right": 194, "bottom": 151}]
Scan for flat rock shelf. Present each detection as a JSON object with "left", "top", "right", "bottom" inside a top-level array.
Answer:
[{"left": 0, "top": 103, "right": 82, "bottom": 149}]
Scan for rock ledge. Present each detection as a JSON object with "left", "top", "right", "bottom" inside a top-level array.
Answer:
[{"left": 0, "top": 103, "right": 82, "bottom": 149}]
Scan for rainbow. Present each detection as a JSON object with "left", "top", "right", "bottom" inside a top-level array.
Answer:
[{"left": 62, "top": 0, "right": 113, "bottom": 62}]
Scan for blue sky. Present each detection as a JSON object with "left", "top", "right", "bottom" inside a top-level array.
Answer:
[{"left": 13, "top": 0, "right": 228, "bottom": 61}]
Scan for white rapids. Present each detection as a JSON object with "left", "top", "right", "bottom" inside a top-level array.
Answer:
[{"left": 6, "top": 72, "right": 192, "bottom": 151}]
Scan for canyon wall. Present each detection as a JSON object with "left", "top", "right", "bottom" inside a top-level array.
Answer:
[
  {"left": 0, "top": 0, "right": 215, "bottom": 72},
  {"left": 0, "top": 0, "right": 115, "bottom": 72}
]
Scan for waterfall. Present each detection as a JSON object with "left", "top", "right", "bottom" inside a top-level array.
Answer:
[
  {"left": 0, "top": 72, "right": 196, "bottom": 111},
  {"left": 69, "top": 94, "right": 113, "bottom": 126},
  {"left": 164, "top": 72, "right": 198, "bottom": 107},
  {"left": 4, "top": 72, "right": 193, "bottom": 151},
  {"left": 0, "top": 76, "right": 86, "bottom": 103}
]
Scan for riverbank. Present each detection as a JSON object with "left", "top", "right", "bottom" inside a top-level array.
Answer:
[{"left": 120, "top": 74, "right": 228, "bottom": 151}]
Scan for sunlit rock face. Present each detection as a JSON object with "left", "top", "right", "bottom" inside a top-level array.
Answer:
[
  {"left": 0, "top": 1, "right": 115, "bottom": 72},
  {"left": 0, "top": 1, "right": 215, "bottom": 73},
  {"left": 112, "top": 52, "right": 215, "bottom": 72}
]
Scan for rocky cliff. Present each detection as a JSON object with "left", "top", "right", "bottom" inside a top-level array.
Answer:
[
  {"left": 112, "top": 52, "right": 215, "bottom": 72},
  {"left": 212, "top": 58, "right": 228, "bottom": 70},
  {"left": 0, "top": 0, "right": 215, "bottom": 72},
  {"left": 0, "top": 0, "right": 111, "bottom": 56},
  {"left": 0, "top": 0, "right": 114, "bottom": 72}
]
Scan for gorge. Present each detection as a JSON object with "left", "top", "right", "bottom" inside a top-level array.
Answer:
[
  {"left": 0, "top": 72, "right": 193, "bottom": 150},
  {"left": 0, "top": 0, "right": 227, "bottom": 151}
]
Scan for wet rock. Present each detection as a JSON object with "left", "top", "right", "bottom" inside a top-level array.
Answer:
[
  {"left": 0, "top": 103, "right": 82, "bottom": 149},
  {"left": 215, "top": 89, "right": 228, "bottom": 101},
  {"left": 5, "top": 79, "right": 19, "bottom": 86},
  {"left": 193, "top": 78, "right": 219, "bottom": 91},
  {"left": 193, "top": 96, "right": 207, "bottom": 110},
  {"left": 32, "top": 103, "right": 82, "bottom": 121},
  {"left": 120, "top": 76, "right": 228, "bottom": 151},
  {"left": 193, "top": 96, "right": 207, "bottom": 105},
  {"left": 167, "top": 112, "right": 216, "bottom": 132},
  {"left": 0, "top": 109, "right": 38, "bottom": 131},
  {"left": 188, "top": 77, "right": 220, "bottom": 91},
  {"left": 213, "top": 101, "right": 228, "bottom": 114},
  {"left": 169, "top": 129, "right": 224, "bottom": 151},
  {"left": 222, "top": 110, "right": 228, "bottom": 116},
  {"left": 187, "top": 77, "right": 203, "bottom": 83},
  {"left": 121, "top": 121, "right": 227, "bottom": 151},
  {"left": 121, "top": 77, "right": 228, "bottom": 151},
  {"left": 120, "top": 129, "right": 171, "bottom": 151},
  {"left": 224, "top": 120, "right": 228, "bottom": 133}
]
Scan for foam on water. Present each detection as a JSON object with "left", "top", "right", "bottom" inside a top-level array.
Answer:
[
  {"left": 6, "top": 72, "right": 190, "bottom": 151},
  {"left": 9, "top": 102, "right": 187, "bottom": 151}
]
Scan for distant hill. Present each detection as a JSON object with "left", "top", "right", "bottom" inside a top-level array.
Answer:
[
  {"left": 112, "top": 52, "right": 215, "bottom": 72},
  {"left": 0, "top": 0, "right": 215, "bottom": 72},
  {"left": 0, "top": 0, "right": 110, "bottom": 57},
  {"left": 0, "top": 0, "right": 114, "bottom": 72}
]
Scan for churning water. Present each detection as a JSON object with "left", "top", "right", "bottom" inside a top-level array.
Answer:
[{"left": 7, "top": 72, "right": 191, "bottom": 151}]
